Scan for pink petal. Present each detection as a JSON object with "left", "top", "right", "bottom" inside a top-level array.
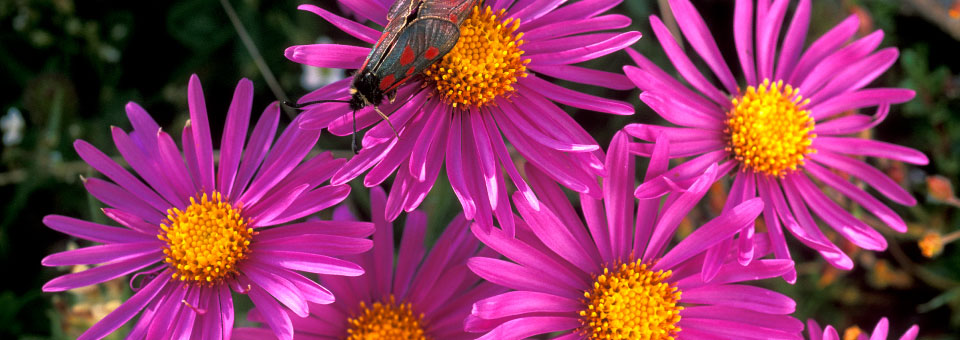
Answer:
[
  {"left": 42, "top": 215, "right": 152, "bottom": 243},
  {"left": 649, "top": 15, "right": 729, "bottom": 106},
  {"left": 523, "top": 14, "right": 631, "bottom": 41},
  {"left": 297, "top": 4, "right": 379, "bottom": 44},
  {"left": 186, "top": 75, "right": 215, "bottom": 194},
  {"left": 787, "top": 14, "right": 860, "bottom": 85},
  {"left": 43, "top": 250, "right": 162, "bottom": 292},
  {"left": 813, "top": 137, "right": 929, "bottom": 165},
  {"left": 241, "top": 266, "right": 308, "bottom": 318},
  {"left": 73, "top": 140, "right": 169, "bottom": 212},
  {"left": 809, "top": 150, "right": 916, "bottom": 206},
  {"left": 245, "top": 283, "right": 294, "bottom": 340},
  {"left": 75, "top": 272, "right": 170, "bottom": 340},
  {"left": 284, "top": 44, "right": 369, "bottom": 70},
  {"left": 217, "top": 79, "right": 253, "bottom": 198},
  {"left": 774, "top": 0, "right": 811, "bottom": 80},
  {"left": 669, "top": 0, "right": 738, "bottom": 93},
  {"left": 804, "top": 162, "right": 907, "bottom": 233},
  {"left": 528, "top": 31, "right": 642, "bottom": 66},
  {"left": 42, "top": 242, "right": 161, "bottom": 266},
  {"left": 252, "top": 251, "right": 364, "bottom": 276},
  {"left": 472, "top": 291, "right": 581, "bottom": 320},
  {"left": 520, "top": 76, "right": 633, "bottom": 115},
  {"left": 811, "top": 88, "right": 913, "bottom": 121},
  {"left": 467, "top": 257, "right": 580, "bottom": 299},
  {"left": 657, "top": 197, "right": 763, "bottom": 270},
  {"left": 392, "top": 210, "right": 427, "bottom": 298},
  {"left": 682, "top": 284, "right": 795, "bottom": 314},
  {"left": 232, "top": 104, "right": 280, "bottom": 195},
  {"left": 734, "top": 0, "right": 757, "bottom": 85},
  {"left": 475, "top": 316, "right": 580, "bottom": 340}
]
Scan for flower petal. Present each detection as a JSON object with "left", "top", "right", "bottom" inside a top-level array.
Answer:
[
  {"left": 186, "top": 75, "right": 215, "bottom": 193},
  {"left": 297, "top": 4, "right": 379, "bottom": 44},
  {"left": 284, "top": 44, "right": 370, "bottom": 70},
  {"left": 42, "top": 242, "right": 161, "bottom": 266},
  {"left": 520, "top": 77, "right": 633, "bottom": 115},
  {"left": 217, "top": 79, "right": 253, "bottom": 198},
  {"left": 475, "top": 316, "right": 579, "bottom": 340},
  {"left": 669, "top": 0, "right": 738, "bottom": 93},
  {"left": 43, "top": 250, "right": 163, "bottom": 292},
  {"left": 813, "top": 137, "right": 928, "bottom": 165},
  {"left": 76, "top": 272, "right": 170, "bottom": 340},
  {"left": 42, "top": 215, "right": 151, "bottom": 243},
  {"left": 472, "top": 291, "right": 581, "bottom": 320}
]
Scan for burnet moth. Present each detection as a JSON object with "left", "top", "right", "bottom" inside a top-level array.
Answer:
[{"left": 290, "top": 0, "right": 480, "bottom": 153}]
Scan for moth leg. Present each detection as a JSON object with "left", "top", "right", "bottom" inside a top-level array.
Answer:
[
  {"left": 351, "top": 109, "right": 360, "bottom": 154},
  {"left": 373, "top": 105, "right": 400, "bottom": 140}
]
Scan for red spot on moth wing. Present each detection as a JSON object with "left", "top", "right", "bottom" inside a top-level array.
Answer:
[
  {"left": 425, "top": 47, "right": 440, "bottom": 60},
  {"left": 379, "top": 74, "right": 396, "bottom": 90},
  {"left": 387, "top": 75, "right": 414, "bottom": 93},
  {"left": 400, "top": 45, "right": 415, "bottom": 66},
  {"left": 406, "top": 66, "right": 416, "bottom": 76}
]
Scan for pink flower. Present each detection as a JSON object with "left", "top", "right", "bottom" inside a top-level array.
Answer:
[
  {"left": 626, "top": 0, "right": 928, "bottom": 281},
  {"left": 285, "top": 0, "right": 641, "bottom": 231},
  {"left": 41, "top": 76, "right": 373, "bottom": 340},
  {"left": 466, "top": 132, "right": 802, "bottom": 339},
  {"left": 233, "top": 187, "right": 501, "bottom": 339},
  {"left": 806, "top": 318, "right": 919, "bottom": 340}
]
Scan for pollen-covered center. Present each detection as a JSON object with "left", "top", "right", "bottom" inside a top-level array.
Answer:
[
  {"left": 725, "top": 79, "right": 816, "bottom": 176},
  {"left": 346, "top": 296, "right": 429, "bottom": 340},
  {"left": 579, "top": 260, "right": 682, "bottom": 339},
  {"left": 424, "top": 5, "right": 529, "bottom": 108},
  {"left": 158, "top": 192, "right": 253, "bottom": 284}
]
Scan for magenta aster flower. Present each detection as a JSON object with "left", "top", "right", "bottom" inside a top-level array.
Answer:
[
  {"left": 806, "top": 318, "right": 919, "bottom": 340},
  {"left": 40, "top": 75, "right": 373, "bottom": 340},
  {"left": 285, "top": 0, "right": 641, "bottom": 231},
  {"left": 234, "top": 187, "right": 502, "bottom": 340},
  {"left": 625, "top": 0, "right": 929, "bottom": 280},
  {"left": 466, "top": 131, "right": 802, "bottom": 339}
]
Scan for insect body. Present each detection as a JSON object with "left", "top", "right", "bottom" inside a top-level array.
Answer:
[
  {"left": 291, "top": 0, "right": 479, "bottom": 153},
  {"left": 342, "top": 0, "right": 479, "bottom": 151},
  {"left": 349, "top": 0, "right": 479, "bottom": 112}
]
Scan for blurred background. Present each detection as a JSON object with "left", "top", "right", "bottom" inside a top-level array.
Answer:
[{"left": 0, "top": 0, "right": 958, "bottom": 338}]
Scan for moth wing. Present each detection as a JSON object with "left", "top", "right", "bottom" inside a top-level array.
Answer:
[
  {"left": 387, "top": 0, "right": 422, "bottom": 20},
  {"left": 419, "top": 0, "right": 479, "bottom": 25},
  {"left": 361, "top": 0, "right": 425, "bottom": 72},
  {"left": 372, "top": 17, "right": 461, "bottom": 92}
]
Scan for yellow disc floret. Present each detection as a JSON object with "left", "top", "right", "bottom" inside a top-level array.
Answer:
[
  {"left": 725, "top": 79, "right": 816, "bottom": 176},
  {"left": 579, "top": 259, "right": 682, "bottom": 340},
  {"left": 346, "top": 296, "right": 429, "bottom": 340},
  {"left": 158, "top": 191, "right": 253, "bottom": 285},
  {"left": 424, "top": 6, "right": 529, "bottom": 108}
]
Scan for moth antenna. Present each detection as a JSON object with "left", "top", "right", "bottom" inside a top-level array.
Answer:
[
  {"left": 351, "top": 109, "right": 360, "bottom": 154},
  {"left": 373, "top": 105, "right": 400, "bottom": 140},
  {"left": 283, "top": 99, "right": 350, "bottom": 110}
]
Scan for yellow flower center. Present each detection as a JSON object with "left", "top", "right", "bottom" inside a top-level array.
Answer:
[
  {"left": 725, "top": 79, "right": 816, "bottom": 176},
  {"left": 346, "top": 296, "right": 429, "bottom": 340},
  {"left": 158, "top": 191, "right": 253, "bottom": 284},
  {"left": 578, "top": 260, "right": 682, "bottom": 340},
  {"left": 424, "top": 6, "right": 529, "bottom": 108}
]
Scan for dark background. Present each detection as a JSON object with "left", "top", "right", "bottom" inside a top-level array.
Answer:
[{"left": 0, "top": 0, "right": 958, "bottom": 338}]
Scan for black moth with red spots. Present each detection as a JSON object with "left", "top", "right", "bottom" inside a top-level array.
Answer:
[{"left": 348, "top": 0, "right": 480, "bottom": 112}]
